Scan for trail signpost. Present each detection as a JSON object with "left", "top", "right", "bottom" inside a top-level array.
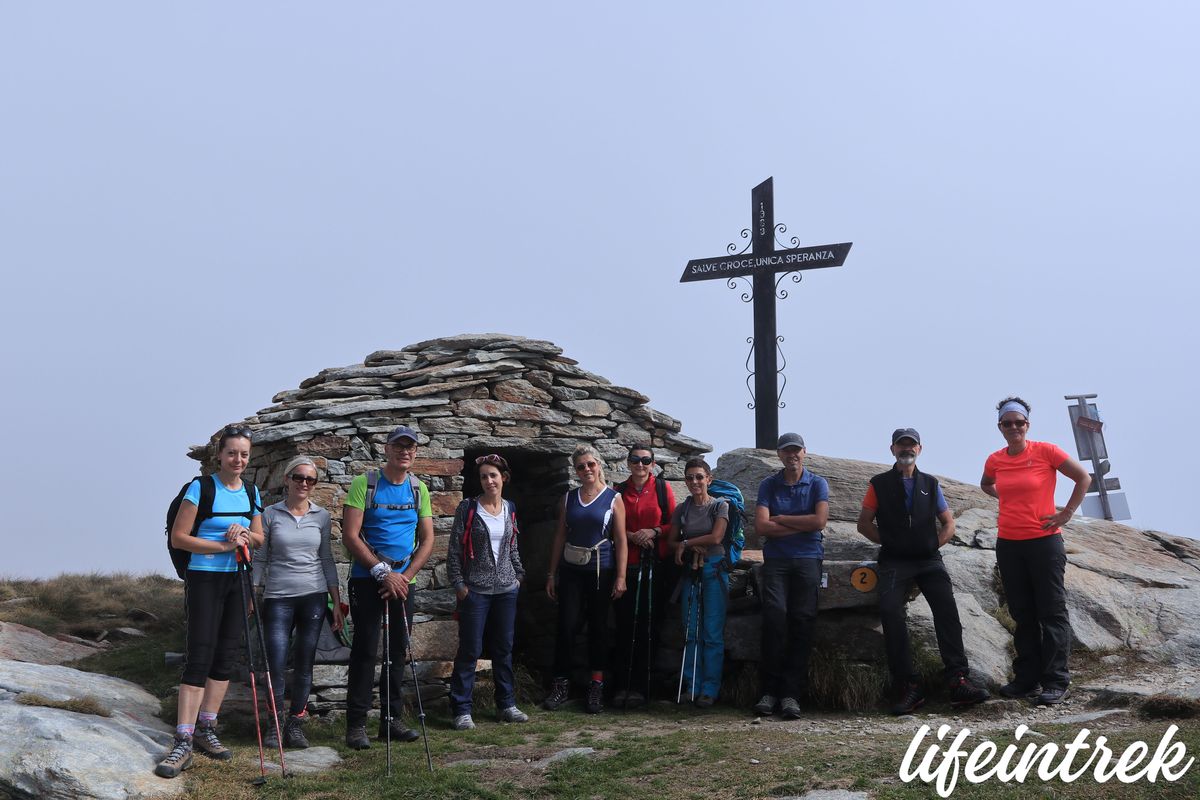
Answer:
[
  {"left": 681, "top": 178, "right": 851, "bottom": 448},
  {"left": 1064, "top": 393, "right": 1131, "bottom": 521}
]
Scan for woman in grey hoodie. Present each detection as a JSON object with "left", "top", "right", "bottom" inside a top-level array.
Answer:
[{"left": 446, "top": 454, "right": 527, "bottom": 730}]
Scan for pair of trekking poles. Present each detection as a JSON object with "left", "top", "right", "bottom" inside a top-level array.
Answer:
[
  {"left": 234, "top": 547, "right": 432, "bottom": 786},
  {"left": 676, "top": 550, "right": 705, "bottom": 704},
  {"left": 621, "top": 550, "right": 656, "bottom": 709}
]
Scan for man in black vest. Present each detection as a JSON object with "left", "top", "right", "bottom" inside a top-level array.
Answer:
[{"left": 856, "top": 428, "right": 989, "bottom": 714}]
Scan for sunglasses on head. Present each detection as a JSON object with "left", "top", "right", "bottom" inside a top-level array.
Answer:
[
  {"left": 627, "top": 455, "right": 653, "bottom": 466},
  {"left": 999, "top": 419, "right": 1029, "bottom": 429},
  {"left": 475, "top": 454, "right": 508, "bottom": 468},
  {"left": 223, "top": 426, "right": 252, "bottom": 439},
  {"left": 289, "top": 474, "right": 318, "bottom": 486}
]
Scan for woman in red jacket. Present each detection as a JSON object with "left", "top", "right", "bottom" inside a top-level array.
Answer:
[
  {"left": 611, "top": 446, "right": 676, "bottom": 708},
  {"left": 981, "top": 396, "right": 1090, "bottom": 705}
]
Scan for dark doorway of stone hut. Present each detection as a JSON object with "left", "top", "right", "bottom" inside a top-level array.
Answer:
[{"left": 460, "top": 447, "right": 572, "bottom": 680}]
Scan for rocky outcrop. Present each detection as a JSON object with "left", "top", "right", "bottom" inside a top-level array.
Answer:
[
  {"left": 0, "top": 622, "right": 106, "bottom": 665},
  {"left": 0, "top": 659, "right": 179, "bottom": 799},
  {"left": 714, "top": 447, "right": 1200, "bottom": 694}
]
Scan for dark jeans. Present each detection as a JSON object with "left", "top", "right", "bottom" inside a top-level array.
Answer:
[
  {"left": 262, "top": 590, "right": 327, "bottom": 716},
  {"left": 553, "top": 567, "right": 615, "bottom": 678},
  {"left": 877, "top": 557, "right": 968, "bottom": 683},
  {"left": 449, "top": 585, "right": 519, "bottom": 715},
  {"left": 612, "top": 556, "right": 678, "bottom": 695},
  {"left": 182, "top": 570, "right": 245, "bottom": 687},
  {"left": 759, "top": 557, "right": 821, "bottom": 699},
  {"left": 346, "top": 577, "right": 414, "bottom": 727},
  {"left": 996, "top": 533, "right": 1072, "bottom": 690}
]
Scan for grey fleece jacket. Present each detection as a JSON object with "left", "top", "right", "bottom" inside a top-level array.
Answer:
[{"left": 446, "top": 497, "right": 524, "bottom": 594}]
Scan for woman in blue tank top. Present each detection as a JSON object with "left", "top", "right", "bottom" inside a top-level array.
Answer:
[{"left": 542, "top": 444, "right": 627, "bottom": 714}]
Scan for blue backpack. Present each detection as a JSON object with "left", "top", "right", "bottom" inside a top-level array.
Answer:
[{"left": 707, "top": 479, "right": 745, "bottom": 565}]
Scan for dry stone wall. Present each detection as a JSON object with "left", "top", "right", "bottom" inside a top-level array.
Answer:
[{"left": 186, "top": 334, "right": 711, "bottom": 709}]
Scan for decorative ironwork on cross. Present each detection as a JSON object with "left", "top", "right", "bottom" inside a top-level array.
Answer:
[{"left": 681, "top": 177, "right": 852, "bottom": 449}]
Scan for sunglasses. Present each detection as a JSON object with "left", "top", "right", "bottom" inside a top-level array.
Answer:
[
  {"left": 684, "top": 473, "right": 709, "bottom": 482},
  {"left": 476, "top": 454, "right": 508, "bottom": 468},
  {"left": 389, "top": 442, "right": 417, "bottom": 452},
  {"left": 222, "top": 426, "right": 252, "bottom": 439},
  {"left": 999, "top": 420, "right": 1029, "bottom": 429},
  {"left": 289, "top": 474, "right": 318, "bottom": 486},
  {"left": 627, "top": 456, "right": 653, "bottom": 466},
  {"left": 574, "top": 461, "right": 599, "bottom": 472}
]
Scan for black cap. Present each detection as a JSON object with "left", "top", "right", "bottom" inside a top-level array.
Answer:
[
  {"left": 777, "top": 432, "right": 806, "bottom": 449},
  {"left": 891, "top": 427, "right": 921, "bottom": 445},
  {"left": 386, "top": 425, "right": 419, "bottom": 444}
]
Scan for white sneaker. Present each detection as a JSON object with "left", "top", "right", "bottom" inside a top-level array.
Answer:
[
  {"left": 452, "top": 713, "right": 475, "bottom": 731},
  {"left": 498, "top": 706, "right": 529, "bottom": 723}
]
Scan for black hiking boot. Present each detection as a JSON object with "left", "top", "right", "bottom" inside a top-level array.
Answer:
[
  {"left": 585, "top": 680, "right": 604, "bottom": 714},
  {"left": 890, "top": 682, "right": 926, "bottom": 716},
  {"left": 345, "top": 724, "right": 371, "bottom": 750},
  {"left": 154, "top": 736, "right": 193, "bottom": 778},
  {"left": 283, "top": 714, "right": 309, "bottom": 749},
  {"left": 998, "top": 680, "right": 1040, "bottom": 699},
  {"left": 262, "top": 713, "right": 281, "bottom": 750},
  {"left": 949, "top": 675, "right": 991, "bottom": 708},
  {"left": 378, "top": 718, "right": 420, "bottom": 743},
  {"left": 1037, "top": 683, "right": 1071, "bottom": 705},
  {"left": 542, "top": 677, "right": 571, "bottom": 711}
]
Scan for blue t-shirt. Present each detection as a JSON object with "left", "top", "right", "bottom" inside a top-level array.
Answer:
[
  {"left": 756, "top": 469, "right": 829, "bottom": 560},
  {"left": 184, "top": 477, "right": 261, "bottom": 573},
  {"left": 345, "top": 473, "right": 432, "bottom": 578}
]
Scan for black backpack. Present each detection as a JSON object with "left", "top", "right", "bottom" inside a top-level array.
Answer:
[{"left": 165, "top": 475, "right": 261, "bottom": 579}]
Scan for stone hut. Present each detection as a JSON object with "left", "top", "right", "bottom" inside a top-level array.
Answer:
[{"left": 188, "top": 334, "right": 710, "bottom": 696}]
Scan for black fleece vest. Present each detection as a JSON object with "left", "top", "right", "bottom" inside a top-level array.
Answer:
[{"left": 869, "top": 467, "right": 941, "bottom": 561}]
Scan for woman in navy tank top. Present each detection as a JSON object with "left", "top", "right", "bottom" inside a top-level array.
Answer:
[{"left": 541, "top": 444, "right": 627, "bottom": 714}]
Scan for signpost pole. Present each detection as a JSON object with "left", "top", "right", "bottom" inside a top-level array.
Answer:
[{"left": 1065, "top": 393, "right": 1112, "bottom": 520}]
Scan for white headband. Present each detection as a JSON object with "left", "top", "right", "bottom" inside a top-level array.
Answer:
[{"left": 997, "top": 401, "right": 1028, "bottom": 421}]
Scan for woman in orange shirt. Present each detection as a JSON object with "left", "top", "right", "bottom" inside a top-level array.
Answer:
[{"left": 980, "top": 397, "right": 1089, "bottom": 705}]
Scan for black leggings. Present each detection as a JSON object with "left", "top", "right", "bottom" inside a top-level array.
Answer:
[
  {"left": 554, "top": 567, "right": 615, "bottom": 677},
  {"left": 182, "top": 570, "right": 245, "bottom": 687}
]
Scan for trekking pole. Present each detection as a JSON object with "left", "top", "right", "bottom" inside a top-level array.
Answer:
[
  {"left": 689, "top": 550, "right": 703, "bottom": 703},
  {"left": 382, "top": 593, "right": 392, "bottom": 778},
  {"left": 396, "top": 597, "right": 434, "bottom": 773},
  {"left": 239, "top": 546, "right": 286, "bottom": 781},
  {"left": 676, "top": 566, "right": 696, "bottom": 704},
  {"left": 645, "top": 549, "right": 655, "bottom": 706},
  {"left": 622, "top": 558, "right": 645, "bottom": 710}
]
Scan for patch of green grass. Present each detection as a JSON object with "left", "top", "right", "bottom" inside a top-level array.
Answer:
[
  {"left": 16, "top": 693, "right": 111, "bottom": 717},
  {"left": 72, "top": 628, "right": 185, "bottom": 699}
]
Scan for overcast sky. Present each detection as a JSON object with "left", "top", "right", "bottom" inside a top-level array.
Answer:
[{"left": 2, "top": 3, "right": 1195, "bottom": 578}]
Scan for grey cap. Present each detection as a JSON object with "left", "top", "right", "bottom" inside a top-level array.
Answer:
[
  {"left": 891, "top": 427, "right": 921, "bottom": 445},
  {"left": 777, "top": 432, "right": 805, "bottom": 449},
  {"left": 386, "top": 425, "right": 419, "bottom": 444}
]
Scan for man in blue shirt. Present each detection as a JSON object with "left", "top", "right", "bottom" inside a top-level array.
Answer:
[
  {"left": 753, "top": 432, "right": 829, "bottom": 719},
  {"left": 856, "top": 428, "right": 989, "bottom": 714}
]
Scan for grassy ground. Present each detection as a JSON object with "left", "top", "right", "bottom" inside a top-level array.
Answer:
[{"left": 5, "top": 575, "right": 1199, "bottom": 799}]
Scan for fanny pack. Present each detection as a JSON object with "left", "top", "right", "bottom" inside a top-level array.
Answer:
[{"left": 563, "top": 541, "right": 601, "bottom": 566}]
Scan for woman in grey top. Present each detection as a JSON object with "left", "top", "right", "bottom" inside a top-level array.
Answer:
[
  {"left": 446, "top": 454, "right": 527, "bottom": 730},
  {"left": 254, "top": 456, "right": 342, "bottom": 749},
  {"left": 668, "top": 457, "right": 729, "bottom": 708}
]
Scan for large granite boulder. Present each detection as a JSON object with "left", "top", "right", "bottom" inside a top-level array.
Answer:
[
  {"left": 0, "top": 622, "right": 104, "bottom": 665},
  {"left": 0, "top": 658, "right": 179, "bottom": 799}
]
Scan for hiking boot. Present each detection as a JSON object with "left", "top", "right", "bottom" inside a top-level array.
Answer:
[
  {"left": 542, "top": 677, "right": 571, "bottom": 711},
  {"left": 283, "top": 714, "right": 309, "bottom": 749},
  {"left": 193, "top": 722, "right": 233, "bottom": 761},
  {"left": 262, "top": 713, "right": 281, "bottom": 750},
  {"left": 585, "top": 680, "right": 604, "bottom": 714},
  {"left": 753, "top": 694, "right": 778, "bottom": 716},
  {"left": 154, "top": 736, "right": 193, "bottom": 778},
  {"left": 949, "top": 675, "right": 990, "bottom": 708},
  {"left": 998, "top": 679, "right": 1040, "bottom": 699},
  {"left": 780, "top": 697, "right": 802, "bottom": 720},
  {"left": 1037, "top": 684, "right": 1071, "bottom": 705},
  {"left": 694, "top": 694, "right": 715, "bottom": 709},
  {"left": 378, "top": 718, "right": 421, "bottom": 743},
  {"left": 345, "top": 725, "right": 371, "bottom": 750},
  {"left": 890, "top": 682, "right": 926, "bottom": 715},
  {"left": 452, "top": 713, "right": 476, "bottom": 731},
  {"left": 498, "top": 706, "right": 529, "bottom": 723}
]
